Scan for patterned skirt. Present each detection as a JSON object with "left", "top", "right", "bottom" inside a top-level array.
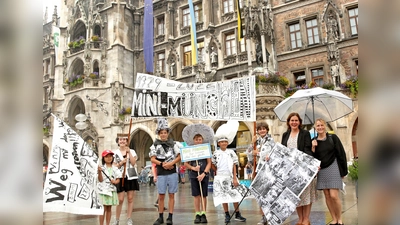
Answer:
[
  {"left": 317, "top": 158, "right": 343, "bottom": 190},
  {"left": 298, "top": 177, "right": 318, "bottom": 206},
  {"left": 100, "top": 191, "right": 119, "bottom": 206}
]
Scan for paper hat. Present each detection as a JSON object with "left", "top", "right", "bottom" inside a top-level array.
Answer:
[
  {"left": 182, "top": 123, "right": 214, "bottom": 146},
  {"left": 155, "top": 118, "right": 170, "bottom": 134},
  {"left": 102, "top": 150, "right": 114, "bottom": 157},
  {"left": 214, "top": 120, "right": 239, "bottom": 145},
  {"left": 117, "top": 133, "right": 129, "bottom": 138}
]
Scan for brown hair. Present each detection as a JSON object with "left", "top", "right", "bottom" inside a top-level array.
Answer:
[
  {"left": 286, "top": 112, "right": 303, "bottom": 130},
  {"left": 193, "top": 134, "right": 204, "bottom": 140},
  {"left": 256, "top": 122, "right": 269, "bottom": 131}
]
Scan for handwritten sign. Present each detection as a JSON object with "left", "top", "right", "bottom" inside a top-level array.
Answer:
[
  {"left": 180, "top": 143, "right": 212, "bottom": 162},
  {"left": 43, "top": 115, "right": 103, "bottom": 215},
  {"left": 131, "top": 73, "right": 256, "bottom": 121}
]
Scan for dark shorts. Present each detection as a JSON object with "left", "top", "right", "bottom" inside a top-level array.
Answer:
[
  {"left": 116, "top": 177, "right": 140, "bottom": 193},
  {"left": 190, "top": 176, "right": 209, "bottom": 197}
]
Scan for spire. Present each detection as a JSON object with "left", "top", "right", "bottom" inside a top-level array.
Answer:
[
  {"left": 43, "top": 6, "right": 48, "bottom": 24},
  {"left": 52, "top": 6, "right": 58, "bottom": 25}
]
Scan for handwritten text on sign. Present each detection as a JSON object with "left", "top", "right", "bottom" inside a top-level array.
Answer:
[
  {"left": 180, "top": 143, "right": 212, "bottom": 162},
  {"left": 131, "top": 73, "right": 256, "bottom": 121}
]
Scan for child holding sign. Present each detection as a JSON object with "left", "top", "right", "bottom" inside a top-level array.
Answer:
[{"left": 182, "top": 124, "right": 214, "bottom": 224}]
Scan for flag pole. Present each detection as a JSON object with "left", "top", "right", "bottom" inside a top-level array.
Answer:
[{"left": 122, "top": 118, "right": 133, "bottom": 187}]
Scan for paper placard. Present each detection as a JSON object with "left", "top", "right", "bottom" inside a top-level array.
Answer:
[{"left": 180, "top": 143, "right": 212, "bottom": 162}]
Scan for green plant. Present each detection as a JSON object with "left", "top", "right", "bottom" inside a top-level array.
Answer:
[
  {"left": 341, "top": 75, "right": 358, "bottom": 97},
  {"left": 256, "top": 72, "right": 289, "bottom": 87},
  {"left": 91, "top": 35, "right": 99, "bottom": 41},
  {"left": 119, "top": 107, "right": 132, "bottom": 115},
  {"left": 322, "top": 82, "right": 335, "bottom": 90},
  {"left": 348, "top": 160, "right": 358, "bottom": 181},
  {"left": 68, "top": 42, "right": 74, "bottom": 48},
  {"left": 65, "top": 74, "right": 84, "bottom": 87},
  {"left": 89, "top": 72, "right": 99, "bottom": 79}
]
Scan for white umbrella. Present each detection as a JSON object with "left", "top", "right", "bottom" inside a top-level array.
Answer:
[{"left": 274, "top": 87, "right": 353, "bottom": 125}]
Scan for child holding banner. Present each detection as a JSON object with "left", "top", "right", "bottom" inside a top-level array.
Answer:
[
  {"left": 150, "top": 118, "right": 182, "bottom": 225},
  {"left": 98, "top": 150, "right": 122, "bottom": 225},
  {"left": 212, "top": 121, "right": 246, "bottom": 223},
  {"left": 182, "top": 123, "right": 214, "bottom": 224}
]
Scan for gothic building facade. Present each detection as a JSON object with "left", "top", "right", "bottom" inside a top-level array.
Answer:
[{"left": 43, "top": 0, "right": 358, "bottom": 172}]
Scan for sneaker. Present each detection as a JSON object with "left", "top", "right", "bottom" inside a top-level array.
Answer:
[
  {"left": 166, "top": 217, "right": 173, "bottom": 225},
  {"left": 200, "top": 214, "right": 208, "bottom": 223},
  {"left": 153, "top": 218, "right": 163, "bottom": 225},
  {"left": 127, "top": 218, "right": 133, "bottom": 225},
  {"left": 225, "top": 214, "right": 231, "bottom": 223},
  {"left": 112, "top": 220, "right": 120, "bottom": 225},
  {"left": 234, "top": 212, "right": 246, "bottom": 222},
  {"left": 194, "top": 214, "right": 201, "bottom": 224},
  {"left": 257, "top": 215, "right": 268, "bottom": 225}
]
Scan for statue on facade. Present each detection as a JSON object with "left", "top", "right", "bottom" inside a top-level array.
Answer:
[
  {"left": 256, "top": 43, "right": 263, "bottom": 65},
  {"left": 170, "top": 62, "right": 176, "bottom": 77},
  {"left": 330, "top": 61, "right": 340, "bottom": 87},
  {"left": 327, "top": 12, "right": 339, "bottom": 41},
  {"left": 210, "top": 46, "right": 218, "bottom": 67}
]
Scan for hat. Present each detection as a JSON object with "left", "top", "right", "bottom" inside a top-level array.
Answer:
[
  {"left": 182, "top": 123, "right": 214, "bottom": 146},
  {"left": 117, "top": 133, "right": 129, "bottom": 139},
  {"left": 155, "top": 118, "right": 170, "bottom": 134},
  {"left": 214, "top": 120, "right": 239, "bottom": 145},
  {"left": 102, "top": 150, "right": 114, "bottom": 157}
]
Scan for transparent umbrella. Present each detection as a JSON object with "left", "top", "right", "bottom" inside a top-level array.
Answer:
[{"left": 274, "top": 87, "right": 354, "bottom": 125}]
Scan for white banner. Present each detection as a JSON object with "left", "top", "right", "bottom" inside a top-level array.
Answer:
[
  {"left": 213, "top": 175, "right": 252, "bottom": 207},
  {"left": 131, "top": 73, "right": 256, "bottom": 121},
  {"left": 43, "top": 115, "right": 103, "bottom": 215},
  {"left": 250, "top": 143, "right": 321, "bottom": 225},
  {"left": 180, "top": 143, "right": 212, "bottom": 162}
]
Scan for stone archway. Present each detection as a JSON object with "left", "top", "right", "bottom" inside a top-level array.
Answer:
[
  {"left": 130, "top": 129, "right": 153, "bottom": 167},
  {"left": 67, "top": 96, "right": 86, "bottom": 127}
]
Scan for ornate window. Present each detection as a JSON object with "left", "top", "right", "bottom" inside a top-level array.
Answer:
[
  {"left": 289, "top": 22, "right": 302, "bottom": 49},
  {"left": 348, "top": 7, "right": 358, "bottom": 36},
  {"left": 182, "top": 8, "right": 190, "bottom": 27},
  {"left": 311, "top": 68, "right": 324, "bottom": 87},
  {"left": 306, "top": 18, "right": 319, "bottom": 45},
  {"left": 195, "top": 4, "right": 202, "bottom": 22},
  {"left": 157, "top": 52, "right": 166, "bottom": 73},
  {"left": 156, "top": 16, "right": 165, "bottom": 36},
  {"left": 225, "top": 33, "right": 236, "bottom": 56},
  {"left": 223, "top": 0, "right": 234, "bottom": 14},
  {"left": 183, "top": 44, "right": 192, "bottom": 66},
  {"left": 293, "top": 71, "right": 306, "bottom": 87}
]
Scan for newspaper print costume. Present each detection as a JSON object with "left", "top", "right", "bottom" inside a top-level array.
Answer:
[{"left": 246, "top": 134, "right": 275, "bottom": 172}]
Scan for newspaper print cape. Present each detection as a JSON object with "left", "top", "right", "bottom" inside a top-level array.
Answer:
[
  {"left": 213, "top": 175, "right": 252, "bottom": 207},
  {"left": 249, "top": 143, "right": 321, "bottom": 225}
]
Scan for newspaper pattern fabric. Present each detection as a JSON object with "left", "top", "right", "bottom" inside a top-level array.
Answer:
[
  {"left": 249, "top": 143, "right": 320, "bottom": 225},
  {"left": 43, "top": 115, "right": 103, "bottom": 215},
  {"left": 213, "top": 175, "right": 252, "bottom": 207}
]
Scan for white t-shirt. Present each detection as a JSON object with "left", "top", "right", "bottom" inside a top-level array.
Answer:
[
  {"left": 212, "top": 148, "right": 238, "bottom": 176},
  {"left": 113, "top": 148, "right": 137, "bottom": 180}
]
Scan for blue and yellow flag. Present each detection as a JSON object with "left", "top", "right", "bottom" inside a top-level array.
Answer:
[
  {"left": 236, "top": 0, "right": 244, "bottom": 41},
  {"left": 188, "top": 0, "right": 198, "bottom": 65}
]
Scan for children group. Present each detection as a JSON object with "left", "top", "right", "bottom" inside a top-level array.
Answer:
[{"left": 97, "top": 114, "right": 348, "bottom": 225}]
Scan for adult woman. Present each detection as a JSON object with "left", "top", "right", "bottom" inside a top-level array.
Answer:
[
  {"left": 112, "top": 133, "right": 139, "bottom": 225},
  {"left": 281, "top": 113, "right": 317, "bottom": 225},
  {"left": 311, "top": 119, "right": 348, "bottom": 225}
]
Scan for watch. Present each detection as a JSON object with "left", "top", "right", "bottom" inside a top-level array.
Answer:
[{"left": 204, "top": 171, "right": 209, "bottom": 175}]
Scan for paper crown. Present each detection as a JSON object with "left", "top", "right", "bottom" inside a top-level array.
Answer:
[
  {"left": 214, "top": 120, "right": 239, "bottom": 145},
  {"left": 155, "top": 118, "right": 171, "bottom": 134},
  {"left": 182, "top": 123, "right": 214, "bottom": 146}
]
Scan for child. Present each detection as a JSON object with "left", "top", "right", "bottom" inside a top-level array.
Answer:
[
  {"left": 150, "top": 118, "right": 182, "bottom": 225},
  {"left": 246, "top": 122, "right": 275, "bottom": 225},
  {"left": 182, "top": 123, "right": 214, "bottom": 224},
  {"left": 179, "top": 164, "right": 186, "bottom": 184},
  {"left": 98, "top": 150, "right": 122, "bottom": 225},
  {"left": 212, "top": 121, "right": 246, "bottom": 223}
]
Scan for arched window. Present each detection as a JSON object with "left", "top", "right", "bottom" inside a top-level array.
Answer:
[
  {"left": 70, "top": 20, "right": 86, "bottom": 41},
  {"left": 93, "top": 61, "right": 100, "bottom": 78},
  {"left": 94, "top": 25, "right": 101, "bottom": 37}
]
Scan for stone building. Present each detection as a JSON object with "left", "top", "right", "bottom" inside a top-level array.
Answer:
[{"left": 43, "top": 0, "right": 358, "bottom": 174}]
